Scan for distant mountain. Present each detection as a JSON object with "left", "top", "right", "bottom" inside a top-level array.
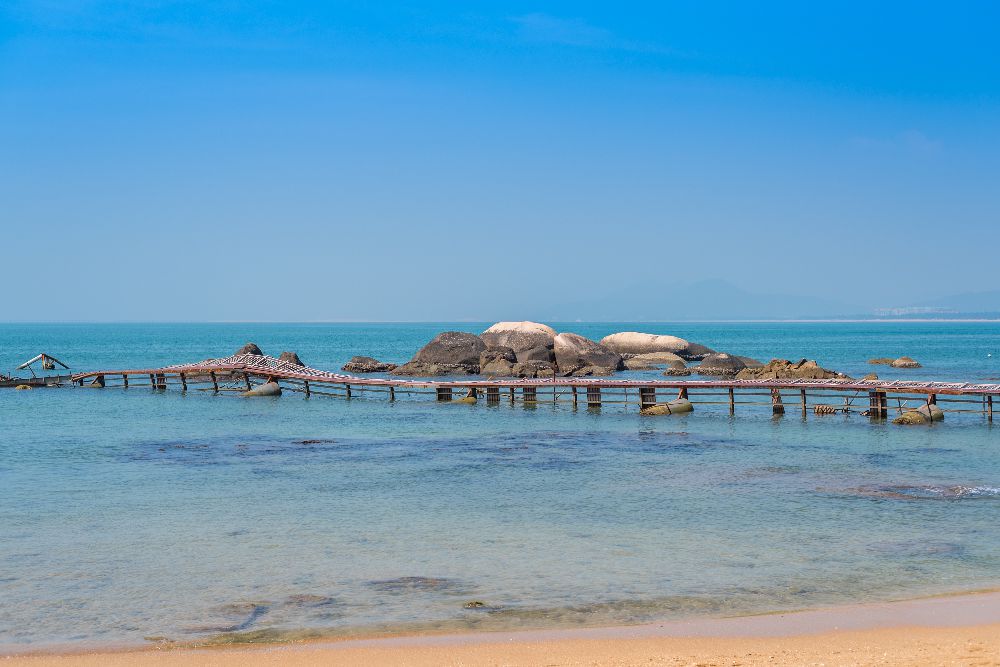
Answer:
[
  {"left": 542, "top": 279, "right": 864, "bottom": 321},
  {"left": 907, "top": 290, "right": 1000, "bottom": 314}
]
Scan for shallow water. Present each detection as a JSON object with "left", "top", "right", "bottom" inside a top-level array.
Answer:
[{"left": 1, "top": 322, "right": 998, "bottom": 651}]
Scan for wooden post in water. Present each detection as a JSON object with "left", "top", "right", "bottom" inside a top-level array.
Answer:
[
  {"left": 771, "top": 388, "right": 784, "bottom": 415},
  {"left": 989, "top": 395, "right": 994, "bottom": 422},
  {"left": 677, "top": 387, "right": 688, "bottom": 400},
  {"left": 210, "top": 371, "right": 218, "bottom": 393},
  {"left": 122, "top": 373, "right": 129, "bottom": 388},
  {"left": 572, "top": 386, "right": 578, "bottom": 407},
  {"left": 639, "top": 387, "right": 656, "bottom": 411},
  {"left": 523, "top": 386, "right": 537, "bottom": 403},
  {"left": 436, "top": 387, "right": 452, "bottom": 401},
  {"left": 345, "top": 384, "right": 352, "bottom": 398},
  {"left": 587, "top": 386, "right": 601, "bottom": 408},
  {"left": 509, "top": 387, "right": 515, "bottom": 404},
  {"left": 868, "top": 390, "right": 887, "bottom": 419},
  {"left": 91, "top": 374, "right": 106, "bottom": 388},
  {"left": 304, "top": 380, "right": 311, "bottom": 397},
  {"left": 728, "top": 387, "right": 735, "bottom": 415},
  {"left": 800, "top": 389, "right": 807, "bottom": 417},
  {"left": 388, "top": 385, "right": 394, "bottom": 401},
  {"left": 244, "top": 373, "right": 252, "bottom": 391},
  {"left": 180, "top": 373, "right": 187, "bottom": 391},
  {"left": 486, "top": 386, "right": 499, "bottom": 403},
  {"left": 149, "top": 373, "right": 155, "bottom": 387}
]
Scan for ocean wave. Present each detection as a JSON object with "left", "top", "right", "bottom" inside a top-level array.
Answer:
[{"left": 833, "top": 484, "right": 1000, "bottom": 501}]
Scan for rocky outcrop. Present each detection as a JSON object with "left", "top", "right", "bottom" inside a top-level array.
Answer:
[
  {"left": 868, "top": 358, "right": 895, "bottom": 365},
  {"left": 640, "top": 399, "right": 694, "bottom": 416},
  {"left": 245, "top": 381, "right": 281, "bottom": 397},
  {"left": 480, "top": 322, "right": 556, "bottom": 353},
  {"left": 736, "top": 356, "right": 764, "bottom": 369},
  {"left": 278, "top": 351, "right": 305, "bottom": 367},
  {"left": 512, "top": 361, "right": 556, "bottom": 378},
  {"left": 480, "top": 347, "right": 517, "bottom": 377},
  {"left": 392, "top": 331, "right": 485, "bottom": 376},
  {"left": 235, "top": 342, "right": 263, "bottom": 356},
  {"left": 342, "top": 356, "right": 397, "bottom": 373},
  {"left": 599, "top": 332, "right": 689, "bottom": 355},
  {"left": 623, "top": 352, "right": 686, "bottom": 370},
  {"left": 516, "top": 345, "right": 555, "bottom": 364},
  {"left": 663, "top": 367, "right": 692, "bottom": 376},
  {"left": 890, "top": 356, "right": 922, "bottom": 368},
  {"left": 678, "top": 342, "right": 715, "bottom": 361},
  {"left": 735, "top": 358, "right": 847, "bottom": 380},
  {"left": 694, "top": 353, "right": 747, "bottom": 376},
  {"left": 553, "top": 333, "right": 623, "bottom": 376}
]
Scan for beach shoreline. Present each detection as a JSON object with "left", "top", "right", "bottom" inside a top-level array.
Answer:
[{"left": 8, "top": 588, "right": 1000, "bottom": 665}]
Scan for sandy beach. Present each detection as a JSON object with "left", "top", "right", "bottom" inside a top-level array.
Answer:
[{"left": 9, "top": 590, "right": 1000, "bottom": 666}]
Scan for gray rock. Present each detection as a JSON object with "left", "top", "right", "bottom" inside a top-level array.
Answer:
[
  {"left": 480, "top": 347, "right": 517, "bottom": 377},
  {"left": 553, "top": 333, "right": 623, "bottom": 376},
  {"left": 694, "top": 353, "right": 747, "bottom": 376},
  {"left": 511, "top": 361, "right": 557, "bottom": 378},
  {"left": 393, "top": 331, "right": 485, "bottom": 375},
  {"left": 890, "top": 356, "right": 922, "bottom": 368},
  {"left": 678, "top": 342, "right": 715, "bottom": 361},
  {"left": 516, "top": 345, "right": 556, "bottom": 363},
  {"left": 342, "top": 356, "right": 397, "bottom": 373},
  {"left": 278, "top": 351, "right": 305, "bottom": 367},
  {"left": 393, "top": 362, "right": 478, "bottom": 376},
  {"left": 235, "top": 342, "right": 263, "bottom": 356},
  {"left": 480, "top": 322, "right": 557, "bottom": 353}
]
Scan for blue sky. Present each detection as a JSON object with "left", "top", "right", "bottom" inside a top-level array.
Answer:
[{"left": 2, "top": 2, "right": 998, "bottom": 321}]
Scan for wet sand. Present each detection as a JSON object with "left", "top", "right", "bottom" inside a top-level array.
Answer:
[{"left": 7, "top": 590, "right": 1000, "bottom": 666}]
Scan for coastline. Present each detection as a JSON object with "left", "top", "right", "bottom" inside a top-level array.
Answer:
[{"left": 8, "top": 589, "right": 1000, "bottom": 666}]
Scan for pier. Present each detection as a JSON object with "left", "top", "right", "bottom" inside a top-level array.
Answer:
[{"left": 67, "top": 353, "right": 1000, "bottom": 422}]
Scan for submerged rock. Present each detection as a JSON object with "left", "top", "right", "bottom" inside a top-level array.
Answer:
[
  {"left": 341, "top": 356, "right": 397, "bottom": 373},
  {"left": 893, "top": 403, "right": 944, "bottom": 425},
  {"left": 245, "top": 381, "right": 281, "bottom": 397},
  {"left": 891, "top": 356, "right": 922, "bottom": 368},
  {"left": 868, "top": 357, "right": 895, "bottom": 365}
]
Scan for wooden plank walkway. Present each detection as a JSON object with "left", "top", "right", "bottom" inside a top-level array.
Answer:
[{"left": 69, "top": 354, "right": 1000, "bottom": 422}]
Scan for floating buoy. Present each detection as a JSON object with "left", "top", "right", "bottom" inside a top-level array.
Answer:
[
  {"left": 640, "top": 398, "right": 693, "bottom": 415},
  {"left": 244, "top": 381, "right": 281, "bottom": 397}
]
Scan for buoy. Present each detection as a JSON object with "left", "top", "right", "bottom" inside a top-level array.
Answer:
[
  {"left": 640, "top": 398, "right": 693, "bottom": 416},
  {"left": 244, "top": 381, "right": 281, "bottom": 397}
]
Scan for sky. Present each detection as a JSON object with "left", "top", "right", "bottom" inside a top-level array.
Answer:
[{"left": 2, "top": 1, "right": 998, "bottom": 321}]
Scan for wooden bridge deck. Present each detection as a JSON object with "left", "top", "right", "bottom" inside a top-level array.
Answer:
[{"left": 68, "top": 354, "right": 999, "bottom": 421}]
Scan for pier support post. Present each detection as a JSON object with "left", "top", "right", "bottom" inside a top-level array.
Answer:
[
  {"left": 122, "top": 373, "right": 129, "bottom": 388},
  {"left": 244, "top": 374, "right": 252, "bottom": 391},
  {"left": 389, "top": 385, "right": 394, "bottom": 401},
  {"left": 523, "top": 387, "right": 537, "bottom": 403},
  {"left": 728, "top": 387, "right": 735, "bottom": 415},
  {"left": 486, "top": 386, "right": 500, "bottom": 403},
  {"left": 771, "top": 388, "right": 784, "bottom": 415},
  {"left": 587, "top": 386, "right": 601, "bottom": 408},
  {"left": 572, "top": 386, "right": 578, "bottom": 407},
  {"left": 90, "top": 374, "right": 105, "bottom": 388},
  {"left": 989, "top": 395, "right": 994, "bottom": 423},
  {"left": 180, "top": 373, "right": 187, "bottom": 391},
  {"left": 345, "top": 384, "right": 352, "bottom": 398},
  {"left": 436, "top": 387, "right": 452, "bottom": 401},
  {"left": 868, "top": 391, "right": 888, "bottom": 419},
  {"left": 639, "top": 387, "right": 656, "bottom": 411},
  {"left": 510, "top": 387, "right": 515, "bottom": 404},
  {"left": 800, "top": 389, "right": 807, "bottom": 417},
  {"left": 149, "top": 373, "right": 155, "bottom": 388},
  {"left": 304, "top": 380, "right": 311, "bottom": 397},
  {"left": 210, "top": 371, "right": 218, "bottom": 393}
]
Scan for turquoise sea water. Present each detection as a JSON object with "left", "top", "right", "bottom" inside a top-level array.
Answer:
[{"left": 1, "top": 322, "right": 999, "bottom": 652}]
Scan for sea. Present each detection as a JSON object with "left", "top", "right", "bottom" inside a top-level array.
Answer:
[{"left": 1, "top": 322, "right": 999, "bottom": 652}]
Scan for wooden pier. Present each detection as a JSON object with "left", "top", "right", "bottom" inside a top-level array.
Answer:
[{"left": 67, "top": 353, "right": 1000, "bottom": 423}]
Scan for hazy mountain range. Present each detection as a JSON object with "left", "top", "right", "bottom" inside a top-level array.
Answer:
[{"left": 538, "top": 280, "right": 1000, "bottom": 321}]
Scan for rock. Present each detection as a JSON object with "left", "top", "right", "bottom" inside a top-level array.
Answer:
[
  {"left": 235, "top": 342, "right": 263, "bottom": 356},
  {"left": 480, "top": 322, "right": 556, "bottom": 353},
  {"left": 341, "top": 356, "right": 397, "bottom": 373},
  {"left": 864, "top": 373, "right": 879, "bottom": 380},
  {"left": 245, "top": 381, "right": 281, "bottom": 397},
  {"left": 735, "top": 358, "right": 848, "bottom": 381},
  {"left": 678, "top": 342, "right": 715, "bottom": 361},
  {"left": 553, "top": 333, "right": 623, "bottom": 376},
  {"left": 599, "top": 332, "right": 689, "bottom": 355},
  {"left": 511, "top": 361, "right": 556, "bottom": 378},
  {"left": 893, "top": 403, "right": 944, "bottom": 425},
  {"left": 640, "top": 399, "right": 694, "bottom": 416},
  {"left": 695, "top": 353, "right": 747, "bottom": 376},
  {"left": 516, "top": 345, "right": 556, "bottom": 364},
  {"left": 392, "top": 331, "right": 485, "bottom": 376},
  {"left": 868, "top": 358, "right": 895, "bottom": 365},
  {"left": 663, "top": 367, "right": 692, "bottom": 376},
  {"left": 736, "top": 356, "right": 764, "bottom": 369},
  {"left": 568, "top": 365, "right": 617, "bottom": 377},
  {"left": 623, "top": 352, "right": 686, "bottom": 370},
  {"left": 278, "top": 351, "right": 305, "bottom": 367},
  {"left": 890, "top": 356, "right": 922, "bottom": 368},
  {"left": 480, "top": 347, "right": 517, "bottom": 377}
]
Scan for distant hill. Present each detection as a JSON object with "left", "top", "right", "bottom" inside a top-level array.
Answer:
[{"left": 907, "top": 290, "right": 1000, "bottom": 314}]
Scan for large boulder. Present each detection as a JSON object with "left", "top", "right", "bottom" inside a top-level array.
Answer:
[
  {"left": 599, "top": 332, "right": 689, "bottom": 355},
  {"left": 235, "top": 342, "right": 263, "bottom": 356},
  {"left": 893, "top": 403, "right": 944, "bottom": 425},
  {"left": 735, "top": 358, "right": 848, "bottom": 380},
  {"left": 342, "top": 356, "right": 397, "bottom": 373},
  {"left": 278, "top": 351, "right": 305, "bottom": 367},
  {"left": 553, "top": 333, "right": 623, "bottom": 376},
  {"left": 512, "top": 361, "right": 557, "bottom": 378},
  {"left": 694, "top": 353, "right": 747, "bottom": 376},
  {"left": 480, "top": 322, "right": 557, "bottom": 353},
  {"left": 624, "top": 352, "right": 686, "bottom": 370},
  {"left": 516, "top": 345, "right": 555, "bottom": 363},
  {"left": 392, "top": 331, "right": 485, "bottom": 376},
  {"left": 480, "top": 346, "right": 517, "bottom": 377}
]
